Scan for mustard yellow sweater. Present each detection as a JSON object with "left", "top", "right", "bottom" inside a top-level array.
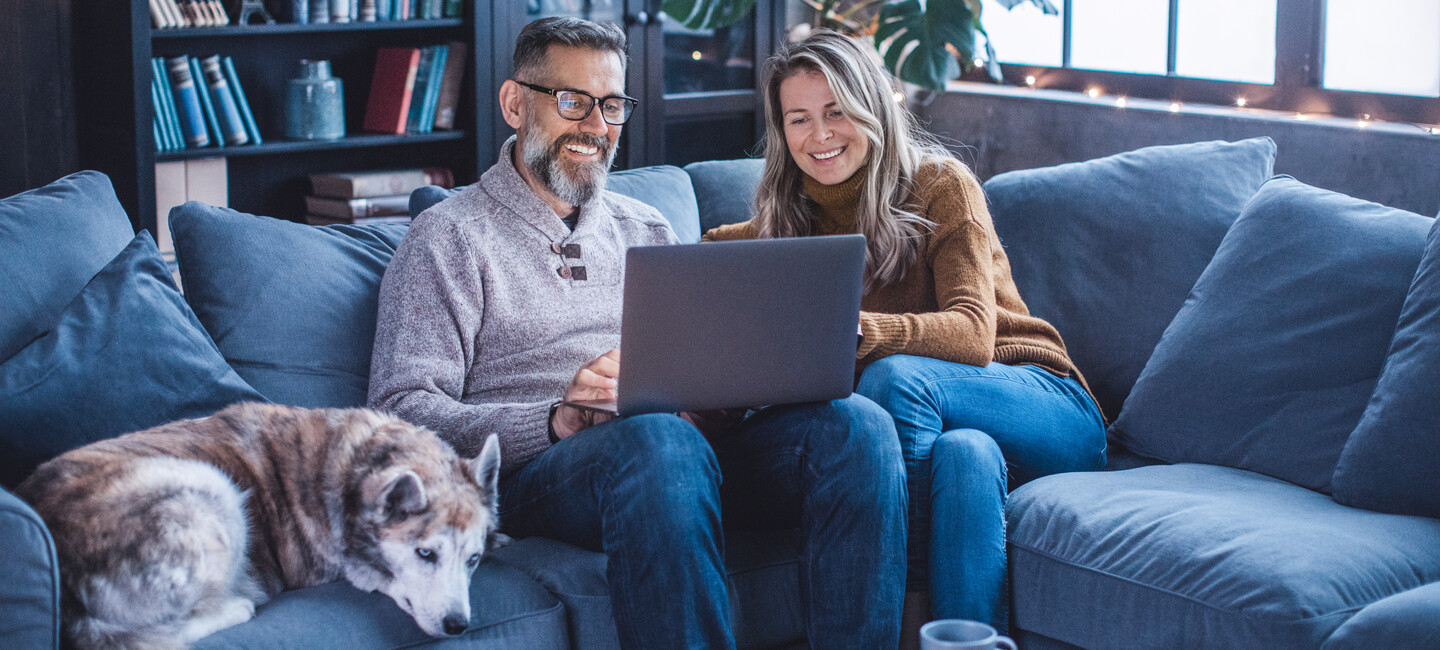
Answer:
[{"left": 704, "top": 159, "right": 1092, "bottom": 399}]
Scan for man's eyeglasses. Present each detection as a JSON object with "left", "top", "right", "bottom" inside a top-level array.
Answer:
[{"left": 514, "top": 80, "right": 639, "bottom": 126}]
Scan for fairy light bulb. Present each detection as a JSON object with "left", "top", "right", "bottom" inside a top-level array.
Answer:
[
  {"left": 1086, "top": 87, "right": 1101, "bottom": 98},
  {"left": 1114, "top": 97, "right": 1127, "bottom": 108},
  {"left": 1024, "top": 75, "right": 1037, "bottom": 87},
  {"left": 1169, "top": 102, "right": 1181, "bottom": 112},
  {"left": 1235, "top": 97, "right": 1247, "bottom": 107}
]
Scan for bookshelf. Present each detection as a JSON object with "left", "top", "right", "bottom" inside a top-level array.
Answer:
[{"left": 74, "top": 2, "right": 494, "bottom": 232}]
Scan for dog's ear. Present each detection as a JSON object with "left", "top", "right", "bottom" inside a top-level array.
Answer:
[
  {"left": 469, "top": 434, "right": 502, "bottom": 495},
  {"left": 381, "top": 470, "right": 427, "bottom": 519}
]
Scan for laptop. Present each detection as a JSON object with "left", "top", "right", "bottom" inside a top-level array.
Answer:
[{"left": 566, "top": 234, "right": 866, "bottom": 417}]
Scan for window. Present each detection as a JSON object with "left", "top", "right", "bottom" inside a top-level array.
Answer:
[{"left": 979, "top": 0, "right": 1439, "bottom": 125}]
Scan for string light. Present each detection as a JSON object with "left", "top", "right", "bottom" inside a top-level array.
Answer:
[
  {"left": 1114, "top": 97, "right": 1127, "bottom": 108},
  {"left": 893, "top": 91, "right": 905, "bottom": 104},
  {"left": 1024, "top": 75, "right": 1037, "bottom": 87},
  {"left": 1430, "top": 127, "right": 1440, "bottom": 135},
  {"left": 1356, "top": 119, "right": 1370, "bottom": 128},
  {"left": 1235, "top": 97, "right": 1247, "bottom": 107},
  {"left": 1169, "top": 102, "right": 1181, "bottom": 112},
  {"left": 1086, "top": 87, "right": 1101, "bottom": 98},
  {"left": 691, "top": 51, "right": 702, "bottom": 61},
  {"left": 1295, "top": 113, "right": 1310, "bottom": 121}
]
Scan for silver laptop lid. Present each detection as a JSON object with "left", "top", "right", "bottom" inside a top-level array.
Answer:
[{"left": 617, "top": 234, "right": 866, "bottom": 416}]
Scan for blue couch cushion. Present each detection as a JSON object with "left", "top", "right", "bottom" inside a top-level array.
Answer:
[
  {"left": 0, "top": 233, "right": 264, "bottom": 488},
  {"left": 408, "top": 165, "right": 703, "bottom": 243},
  {"left": 1322, "top": 581, "right": 1440, "bottom": 649},
  {"left": 0, "top": 171, "right": 135, "bottom": 363},
  {"left": 1110, "top": 177, "right": 1430, "bottom": 492},
  {"left": 1333, "top": 216, "right": 1440, "bottom": 517},
  {"left": 982, "top": 138, "right": 1276, "bottom": 420},
  {"left": 683, "top": 158, "right": 765, "bottom": 235},
  {"left": 1008, "top": 464, "right": 1440, "bottom": 649},
  {"left": 195, "top": 558, "right": 567, "bottom": 649},
  {"left": 171, "top": 203, "right": 408, "bottom": 408},
  {"left": 0, "top": 486, "right": 59, "bottom": 649}
]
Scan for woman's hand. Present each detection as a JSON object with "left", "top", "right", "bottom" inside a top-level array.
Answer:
[{"left": 550, "top": 349, "right": 621, "bottom": 440}]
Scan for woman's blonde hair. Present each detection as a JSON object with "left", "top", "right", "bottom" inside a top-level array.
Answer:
[{"left": 754, "top": 29, "right": 952, "bottom": 291}]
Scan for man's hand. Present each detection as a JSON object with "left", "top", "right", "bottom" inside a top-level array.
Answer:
[{"left": 551, "top": 349, "right": 620, "bottom": 440}]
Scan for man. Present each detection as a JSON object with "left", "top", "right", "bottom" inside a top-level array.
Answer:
[{"left": 368, "top": 17, "right": 906, "bottom": 648}]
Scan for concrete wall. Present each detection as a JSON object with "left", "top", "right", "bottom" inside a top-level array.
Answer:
[{"left": 918, "top": 83, "right": 1440, "bottom": 217}]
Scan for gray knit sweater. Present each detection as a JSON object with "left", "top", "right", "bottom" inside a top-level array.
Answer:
[{"left": 368, "top": 138, "right": 678, "bottom": 475}]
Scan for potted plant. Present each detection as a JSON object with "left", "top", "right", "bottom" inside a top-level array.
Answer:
[{"left": 661, "top": 0, "right": 1057, "bottom": 92}]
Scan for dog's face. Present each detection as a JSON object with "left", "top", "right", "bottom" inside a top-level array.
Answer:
[{"left": 345, "top": 431, "right": 503, "bottom": 638}]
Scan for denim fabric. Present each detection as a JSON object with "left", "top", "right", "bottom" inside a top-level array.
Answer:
[
  {"left": 497, "top": 397, "right": 906, "bottom": 649},
  {"left": 1008, "top": 464, "right": 1440, "bottom": 649},
  {"left": 856, "top": 355, "right": 1105, "bottom": 630}
]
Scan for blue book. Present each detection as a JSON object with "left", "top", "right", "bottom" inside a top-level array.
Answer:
[
  {"left": 153, "top": 59, "right": 182, "bottom": 151},
  {"left": 419, "top": 45, "right": 447, "bottom": 133},
  {"left": 189, "top": 56, "right": 225, "bottom": 149},
  {"left": 149, "top": 72, "right": 176, "bottom": 152},
  {"left": 157, "top": 58, "right": 187, "bottom": 151},
  {"left": 222, "top": 56, "right": 263, "bottom": 145},
  {"left": 311, "top": 0, "right": 329, "bottom": 23},
  {"left": 165, "top": 56, "right": 210, "bottom": 148},
  {"left": 200, "top": 55, "right": 248, "bottom": 145},
  {"left": 375, "top": 0, "right": 390, "bottom": 20},
  {"left": 291, "top": 0, "right": 308, "bottom": 23},
  {"left": 405, "top": 47, "right": 435, "bottom": 133}
]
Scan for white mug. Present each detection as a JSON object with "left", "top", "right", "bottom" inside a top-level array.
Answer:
[{"left": 919, "top": 619, "right": 1018, "bottom": 650}]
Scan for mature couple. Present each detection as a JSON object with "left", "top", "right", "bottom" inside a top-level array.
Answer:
[{"left": 368, "top": 16, "right": 1106, "bottom": 649}]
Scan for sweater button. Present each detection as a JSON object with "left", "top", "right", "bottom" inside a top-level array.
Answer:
[
  {"left": 557, "top": 266, "right": 572, "bottom": 279},
  {"left": 551, "top": 243, "right": 563, "bottom": 254}
]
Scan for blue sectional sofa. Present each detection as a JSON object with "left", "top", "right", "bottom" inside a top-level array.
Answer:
[{"left": 4, "top": 137, "right": 1440, "bottom": 649}]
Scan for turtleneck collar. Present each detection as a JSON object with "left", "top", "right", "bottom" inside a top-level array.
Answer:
[{"left": 802, "top": 166, "right": 866, "bottom": 235}]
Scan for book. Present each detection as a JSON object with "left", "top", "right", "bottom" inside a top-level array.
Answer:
[
  {"left": 221, "top": 57, "right": 263, "bottom": 145},
  {"left": 309, "top": 167, "right": 453, "bottom": 199},
  {"left": 188, "top": 56, "right": 225, "bottom": 148},
  {"left": 149, "top": 71, "right": 177, "bottom": 151},
  {"left": 290, "top": 0, "right": 307, "bottom": 23},
  {"left": 331, "top": 0, "right": 350, "bottom": 23},
  {"left": 154, "top": 58, "right": 186, "bottom": 150},
  {"left": 166, "top": 56, "right": 210, "bottom": 148},
  {"left": 304, "top": 193, "right": 411, "bottom": 219},
  {"left": 310, "top": 0, "right": 329, "bottom": 23},
  {"left": 305, "top": 214, "right": 412, "bottom": 227},
  {"left": 200, "top": 55, "right": 249, "bottom": 146},
  {"left": 363, "top": 47, "right": 421, "bottom": 134},
  {"left": 442, "top": 0, "right": 460, "bottom": 18},
  {"left": 405, "top": 47, "right": 436, "bottom": 134},
  {"left": 418, "top": 45, "right": 448, "bottom": 133},
  {"left": 431, "top": 40, "right": 466, "bottom": 130}
]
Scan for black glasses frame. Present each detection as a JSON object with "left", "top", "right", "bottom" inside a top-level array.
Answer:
[{"left": 514, "top": 80, "right": 639, "bottom": 126}]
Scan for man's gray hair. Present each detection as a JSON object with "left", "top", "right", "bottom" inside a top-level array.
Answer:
[{"left": 513, "top": 17, "right": 629, "bottom": 81}]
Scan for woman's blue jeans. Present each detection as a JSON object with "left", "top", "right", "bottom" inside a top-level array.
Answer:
[
  {"left": 497, "top": 395, "right": 908, "bottom": 649},
  {"left": 856, "top": 355, "right": 1106, "bottom": 631}
]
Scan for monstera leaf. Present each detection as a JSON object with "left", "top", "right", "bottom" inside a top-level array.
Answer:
[
  {"left": 662, "top": 0, "right": 758, "bottom": 30},
  {"left": 875, "top": 0, "right": 989, "bottom": 91}
]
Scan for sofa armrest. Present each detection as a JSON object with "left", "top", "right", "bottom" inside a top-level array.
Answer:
[
  {"left": 0, "top": 485, "right": 60, "bottom": 649},
  {"left": 1322, "top": 581, "right": 1440, "bottom": 649}
]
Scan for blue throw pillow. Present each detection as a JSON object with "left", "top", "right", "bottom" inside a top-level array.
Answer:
[
  {"left": 683, "top": 158, "right": 765, "bottom": 234},
  {"left": 1110, "top": 177, "right": 1431, "bottom": 493},
  {"left": 171, "top": 203, "right": 408, "bottom": 408},
  {"left": 983, "top": 138, "right": 1276, "bottom": 420},
  {"left": 407, "top": 165, "right": 703, "bottom": 243},
  {"left": 0, "top": 171, "right": 135, "bottom": 362},
  {"left": 1332, "top": 217, "right": 1440, "bottom": 517},
  {"left": 0, "top": 232, "right": 264, "bottom": 488}
]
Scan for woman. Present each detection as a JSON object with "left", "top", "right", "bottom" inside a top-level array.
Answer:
[{"left": 704, "top": 30, "right": 1107, "bottom": 632}]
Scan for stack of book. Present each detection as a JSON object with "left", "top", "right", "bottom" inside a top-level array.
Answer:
[
  {"left": 289, "top": 0, "right": 461, "bottom": 23},
  {"left": 150, "top": 0, "right": 230, "bottom": 29},
  {"left": 304, "top": 167, "right": 454, "bottom": 226},
  {"left": 362, "top": 42, "right": 467, "bottom": 135},
  {"left": 153, "top": 54, "right": 261, "bottom": 153}
]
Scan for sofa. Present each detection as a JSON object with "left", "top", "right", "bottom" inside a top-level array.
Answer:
[{"left": 4, "top": 136, "right": 1440, "bottom": 649}]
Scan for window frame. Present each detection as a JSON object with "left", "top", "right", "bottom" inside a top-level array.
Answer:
[{"left": 990, "top": 0, "right": 1440, "bottom": 126}]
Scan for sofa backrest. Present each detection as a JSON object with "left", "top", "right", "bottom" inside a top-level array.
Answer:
[
  {"left": 410, "top": 164, "right": 704, "bottom": 243},
  {"left": 682, "top": 158, "right": 765, "bottom": 234},
  {"left": 982, "top": 138, "right": 1277, "bottom": 420}
]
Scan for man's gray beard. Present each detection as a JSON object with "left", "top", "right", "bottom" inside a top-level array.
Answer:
[{"left": 521, "top": 117, "right": 617, "bottom": 207}]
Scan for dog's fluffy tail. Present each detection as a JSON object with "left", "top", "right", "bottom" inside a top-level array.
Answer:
[{"left": 63, "top": 457, "right": 255, "bottom": 649}]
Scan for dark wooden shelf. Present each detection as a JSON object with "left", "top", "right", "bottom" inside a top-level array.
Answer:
[
  {"left": 156, "top": 131, "right": 467, "bottom": 161},
  {"left": 151, "top": 19, "right": 464, "bottom": 39}
]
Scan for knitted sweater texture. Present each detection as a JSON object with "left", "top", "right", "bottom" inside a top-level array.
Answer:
[
  {"left": 368, "top": 138, "right": 678, "bottom": 475},
  {"left": 705, "top": 159, "right": 1089, "bottom": 391}
]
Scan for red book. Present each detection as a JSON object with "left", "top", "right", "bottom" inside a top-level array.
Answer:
[{"left": 363, "top": 47, "right": 421, "bottom": 135}]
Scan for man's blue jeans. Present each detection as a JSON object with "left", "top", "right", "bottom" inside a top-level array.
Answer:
[
  {"left": 497, "top": 395, "right": 907, "bottom": 649},
  {"left": 856, "top": 355, "right": 1106, "bottom": 631}
]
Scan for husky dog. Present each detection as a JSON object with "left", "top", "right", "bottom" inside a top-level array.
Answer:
[{"left": 15, "top": 402, "right": 504, "bottom": 649}]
